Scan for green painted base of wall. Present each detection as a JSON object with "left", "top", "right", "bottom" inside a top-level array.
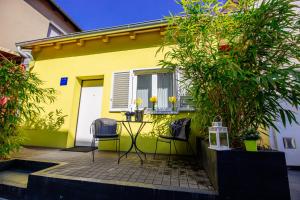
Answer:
[
  {"left": 99, "top": 135, "right": 194, "bottom": 155},
  {"left": 21, "top": 129, "right": 195, "bottom": 155},
  {"left": 22, "top": 129, "right": 68, "bottom": 149}
]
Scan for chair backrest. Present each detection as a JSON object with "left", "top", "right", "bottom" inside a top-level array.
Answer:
[
  {"left": 170, "top": 118, "right": 191, "bottom": 140},
  {"left": 91, "top": 118, "right": 117, "bottom": 138}
]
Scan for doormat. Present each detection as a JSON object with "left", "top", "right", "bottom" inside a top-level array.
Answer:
[{"left": 61, "top": 146, "right": 97, "bottom": 153}]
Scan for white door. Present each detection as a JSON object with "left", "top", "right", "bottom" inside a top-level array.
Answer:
[
  {"left": 75, "top": 80, "right": 103, "bottom": 146},
  {"left": 270, "top": 103, "right": 300, "bottom": 166}
]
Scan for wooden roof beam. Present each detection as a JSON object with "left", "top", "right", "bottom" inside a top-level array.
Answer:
[
  {"left": 76, "top": 39, "right": 85, "bottom": 47},
  {"left": 102, "top": 36, "right": 109, "bottom": 43}
]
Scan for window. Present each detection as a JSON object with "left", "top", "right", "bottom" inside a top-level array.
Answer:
[
  {"left": 136, "top": 72, "right": 174, "bottom": 111},
  {"left": 110, "top": 68, "right": 194, "bottom": 113},
  {"left": 157, "top": 73, "right": 174, "bottom": 109},
  {"left": 137, "top": 74, "right": 152, "bottom": 108},
  {"left": 283, "top": 137, "right": 296, "bottom": 149},
  {"left": 47, "top": 23, "right": 63, "bottom": 37}
]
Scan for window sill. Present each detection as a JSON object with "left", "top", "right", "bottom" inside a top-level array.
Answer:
[
  {"left": 178, "top": 108, "right": 195, "bottom": 112},
  {"left": 147, "top": 111, "right": 179, "bottom": 115},
  {"left": 109, "top": 108, "right": 195, "bottom": 114}
]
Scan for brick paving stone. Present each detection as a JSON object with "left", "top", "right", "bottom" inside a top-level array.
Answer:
[
  {"left": 145, "top": 179, "right": 153, "bottom": 184},
  {"left": 153, "top": 179, "right": 162, "bottom": 185},
  {"left": 162, "top": 181, "right": 170, "bottom": 186},
  {"left": 136, "top": 179, "right": 144, "bottom": 183},
  {"left": 189, "top": 184, "right": 198, "bottom": 189},
  {"left": 129, "top": 177, "right": 137, "bottom": 182},
  {"left": 188, "top": 179, "right": 198, "bottom": 185},
  {"left": 198, "top": 184, "right": 209, "bottom": 190},
  {"left": 120, "top": 177, "right": 129, "bottom": 181},
  {"left": 180, "top": 183, "right": 189, "bottom": 188},
  {"left": 171, "top": 183, "right": 180, "bottom": 187}
]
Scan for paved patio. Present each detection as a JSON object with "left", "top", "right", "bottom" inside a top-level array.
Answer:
[{"left": 13, "top": 147, "right": 214, "bottom": 192}]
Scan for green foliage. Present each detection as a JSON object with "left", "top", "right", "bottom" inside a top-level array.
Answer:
[
  {"left": 159, "top": 0, "right": 300, "bottom": 142},
  {"left": 150, "top": 113, "right": 194, "bottom": 138},
  {"left": 241, "top": 128, "right": 261, "bottom": 141},
  {"left": 0, "top": 57, "right": 56, "bottom": 158},
  {"left": 23, "top": 109, "right": 67, "bottom": 131},
  {"left": 150, "top": 114, "right": 180, "bottom": 136}
]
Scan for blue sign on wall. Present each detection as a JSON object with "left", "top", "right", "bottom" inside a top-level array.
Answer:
[{"left": 60, "top": 77, "right": 68, "bottom": 86}]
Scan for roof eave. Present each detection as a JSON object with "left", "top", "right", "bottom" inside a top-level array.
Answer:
[{"left": 16, "top": 19, "right": 168, "bottom": 49}]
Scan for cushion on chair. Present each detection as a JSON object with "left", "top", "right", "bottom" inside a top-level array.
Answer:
[
  {"left": 93, "top": 118, "right": 118, "bottom": 138},
  {"left": 170, "top": 118, "right": 191, "bottom": 140},
  {"left": 176, "top": 125, "right": 187, "bottom": 140}
]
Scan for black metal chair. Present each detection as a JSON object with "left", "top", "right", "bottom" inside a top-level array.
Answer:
[
  {"left": 90, "top": 118, "right": 121, "bottom": 162},
  {"left": 154, "top": 118, "right": 195, "bottom": 159}
]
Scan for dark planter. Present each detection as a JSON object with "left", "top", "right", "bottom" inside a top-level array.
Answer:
[
  {"left": 134, "top": 110, "right": 144, "bottom": 122},
  {"left": 198, "top": 139, "right": 291, "bottom": 200},
  {"left": 0, "top": 159, "right": 58, "bottom": 199},
  {"left": 125, "top": 112, "right": 134, "bottom": 121}
]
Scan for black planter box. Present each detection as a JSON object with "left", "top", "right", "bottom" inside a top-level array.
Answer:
[
  {"left": 0, "top": 159, "right": 58, "bottom": 199},
  {"left": 198, "top": 139, "right": 291, "bottom": 200}
]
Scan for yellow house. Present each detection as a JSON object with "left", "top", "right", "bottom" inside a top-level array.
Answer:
[{"left": 16, "top": 20, "right": 195, "bottom": 154}]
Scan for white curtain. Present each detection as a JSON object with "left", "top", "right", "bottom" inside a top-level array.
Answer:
[
  {"left": 136, "top": 74, "right": 152, "bottom": 109},
  {"left": 157, "top": 73, "right": 173, "bottom": 110}
]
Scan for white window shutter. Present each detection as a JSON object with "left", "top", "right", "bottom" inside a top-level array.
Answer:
[
  {"left": 111, "top": 71, "right": 131, "bottom": 111},
  {"left": 176, "top": 70, "right": 194, "bottom": 111}
]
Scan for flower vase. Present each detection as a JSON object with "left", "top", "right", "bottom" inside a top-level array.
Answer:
[
  {"left": 135, "top": 110, "right": 144, "bottom": 122},
  {"left": 172, "top": 103, "right": 176, "bottom": 112}
]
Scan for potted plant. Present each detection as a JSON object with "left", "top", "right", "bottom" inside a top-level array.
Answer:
[
  {"left": 242, "top": 128, "right": 261, "bottom": 152},
  {"left": 125, "top": 111, "right": 135, "bottom": 121},
  {"left": 168, "top": 96, "right": 177, "bottom": 112},
  {"left": 134, "top": 98, "right": 144, "bottom": 122},
  {"left": 149, "top": 96, "right": 157, "bottom": 111}
]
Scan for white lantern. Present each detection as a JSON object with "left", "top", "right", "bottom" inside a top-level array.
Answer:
[{"left": 209, "top": 116, "right": 230, "bottom": 150}]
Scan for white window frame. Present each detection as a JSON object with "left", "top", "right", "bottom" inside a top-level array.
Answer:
[
  {"left": 47, "top": 21, "right": 66, "bottom": 37},
  {"left": 176, "top": 68, "right": 195, "bottom": 112},
  {"left": 109, "top": 67, "right": 194, "bottom": 113},
  {"left": 132, "top": 67, "right": 176, "bottom": 111}
]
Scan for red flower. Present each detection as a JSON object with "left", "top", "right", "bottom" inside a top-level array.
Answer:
[
  {"left": 0, "top": 96, "right": 8, "bottom": 106},
  {"left": 219, "top": 44, "right": 231, "bottom": 52},
  {"left": 20, "top": 64, "right": 26, "bottom": 72}
]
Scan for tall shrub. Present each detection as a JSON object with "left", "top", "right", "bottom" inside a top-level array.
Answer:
[
  {"left": 159, "top": 0, "right": 300, "bottom": 141},
  {"left": 0, "top": 57, "right": 55, "bottom": 158}
]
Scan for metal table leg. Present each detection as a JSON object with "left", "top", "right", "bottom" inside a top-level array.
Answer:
[
  {"left": 127, "top": 122, "right": 144, "bottom": 164},
  {"left": 134, "top": 122, "right": 147, "bottom": 159},
  {"left": 118, "top": 122, "right": 134, "bottom": 164}
]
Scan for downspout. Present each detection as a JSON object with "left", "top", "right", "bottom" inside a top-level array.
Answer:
[{"left": 17, "top": 46, "right": 33, "bottom": 71}]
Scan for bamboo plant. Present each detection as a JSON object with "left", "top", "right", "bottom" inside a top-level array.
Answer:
[{"left": 159, "top": 0, "right": 300, "bottom": 145}]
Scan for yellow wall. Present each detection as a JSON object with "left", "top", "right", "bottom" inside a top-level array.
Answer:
[
  {"left": 25, "top": 31, "right": 195, "bottom": 155},
  {"left": 22, "top": 129, "right": 68, "bottom": 148}
]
